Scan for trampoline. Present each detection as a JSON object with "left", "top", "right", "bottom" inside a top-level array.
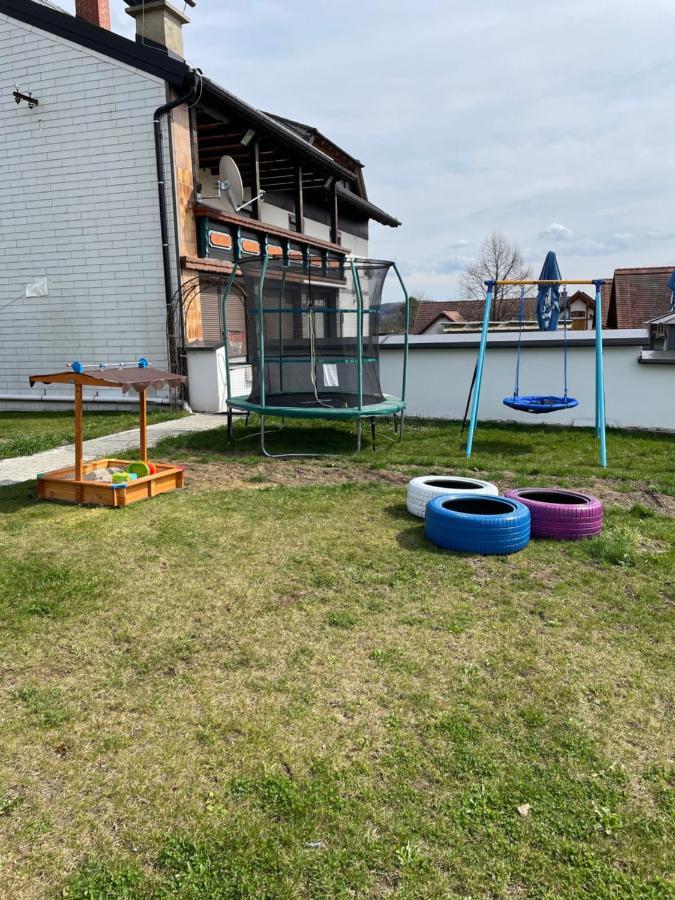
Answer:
[{"left": 222, "top": 255, "right": 410, "bottom": 456}]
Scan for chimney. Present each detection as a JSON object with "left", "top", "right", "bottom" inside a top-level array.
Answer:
[
  {"left": 75, "top": 0, "right": 111, "bottom": 29},
  {"left": 125, "top": 1, "right": 192, "bottom": 60}
]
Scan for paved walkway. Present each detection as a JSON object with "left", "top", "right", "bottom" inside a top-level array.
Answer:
[{"left": 0, "top": 413, "right": 226, "bottom": 486}]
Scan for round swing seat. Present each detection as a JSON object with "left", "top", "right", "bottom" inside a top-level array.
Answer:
[{"left": 502, "top": 395, "right": 579, "bottom": 414}]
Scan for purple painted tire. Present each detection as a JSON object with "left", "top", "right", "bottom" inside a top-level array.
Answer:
[{"left": 504, "top": 488, "right": 603, "bottom": 540}]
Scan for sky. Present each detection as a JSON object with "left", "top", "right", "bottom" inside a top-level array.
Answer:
[{"left": 60, "top": 0, "right": 675, "bottom": 299}]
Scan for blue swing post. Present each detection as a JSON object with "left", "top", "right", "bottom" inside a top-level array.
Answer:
[
  {"left": 593, "top": 279, "right": 607, "bottom": 467},
  {"left": 465, "top": 279, "right": 494, "bottom": 459}
]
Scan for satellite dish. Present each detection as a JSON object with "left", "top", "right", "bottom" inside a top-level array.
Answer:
[{"left": 218, "top": 156, "right": 244, "bottom": 212}]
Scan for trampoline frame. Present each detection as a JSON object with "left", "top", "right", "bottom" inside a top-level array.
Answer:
[{"left": 221, "top": 257, "right": 410, "bottom": 458}]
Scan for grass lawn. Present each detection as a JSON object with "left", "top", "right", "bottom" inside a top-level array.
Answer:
[
  {"left": 0, "top": 418, "right": 672, "bottom": 898},
  {"left": 0, "top": 409, "right": 184, "bottom": 460}
]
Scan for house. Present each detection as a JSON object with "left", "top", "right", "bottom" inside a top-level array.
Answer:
[
  {"left": 412, "top": 279, "right": 633, "bottom": 336},
  {"left": 606, "top": 267, "right": 674, "bottom": 329},
  {"left": 413, "top": 298, "right": 539, "bottom": 335},
  {"left": 0, "top": 0, "right": 400, "bottom": 407}
]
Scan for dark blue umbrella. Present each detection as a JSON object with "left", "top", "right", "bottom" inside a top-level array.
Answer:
[
  {"left": 668, "top": 268, "right": 675, "bottom": 311},
  {"left": 536, "top": 250, "right": 562, "bottom": 331}
]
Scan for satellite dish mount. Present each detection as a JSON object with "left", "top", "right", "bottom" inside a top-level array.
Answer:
[{"left": 215, "top": 155, "right": 264, "bottom": 213}]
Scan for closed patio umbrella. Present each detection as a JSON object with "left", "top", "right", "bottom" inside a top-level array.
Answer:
[{"left": 536, "top": 250, "right": 562, "bottom": 331}]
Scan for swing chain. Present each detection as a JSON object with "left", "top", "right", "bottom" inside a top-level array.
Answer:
[{"left": 513, "top": 286, "right": 526, "bottom": 399}]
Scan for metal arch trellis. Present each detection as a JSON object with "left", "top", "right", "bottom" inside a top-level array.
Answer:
[{"left": 167, "top": 272, "right": 239, "bottom": 406}]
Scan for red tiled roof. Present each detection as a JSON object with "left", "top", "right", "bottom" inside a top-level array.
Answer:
[
  {"left": 412, "top": 298, "right": 538, "bottom": 334},
  {"left": 607, "top": 267, "right": 674, "bottom": 329}
]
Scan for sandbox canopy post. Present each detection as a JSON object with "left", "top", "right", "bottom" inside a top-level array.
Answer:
[
  {"left": 139, "top": 388, "right": 148, "bottom": 462},
  {"left": 74, "top": 383, "right": 84, "bottom": 481}
]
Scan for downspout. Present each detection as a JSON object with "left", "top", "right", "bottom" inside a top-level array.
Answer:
[{"left": 153, "top": 71, "right": 200, "bottom": 386}]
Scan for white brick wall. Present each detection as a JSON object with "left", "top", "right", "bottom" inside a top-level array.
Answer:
[{"left": 0, "top": 12, "right": 175, "bottom": 400}]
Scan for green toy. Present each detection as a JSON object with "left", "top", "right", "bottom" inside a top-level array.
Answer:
[{"left": 126, "top": 461, "right": 151, "bottom": 478}]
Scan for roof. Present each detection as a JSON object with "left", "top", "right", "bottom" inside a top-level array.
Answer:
[
  {"left": 413, "top": 298, "right": 539, "bottom": 334},
  {"left": 0, "top": 0, "right": 190, "bottom": 84},
  {"left": 2, "top": 0, "right": 400, "bottom": 227},
  {"left": 648, "top": 310, "right": 675, "bottom": 326},
  {"left": 412, "top": 285, "right": 620, "bottom": 334},
  {"left": 29, "top": 365, "right": 185, "bottom": 391},
  {"left": 263, "top": 113, "right": 364, "bottom": 169},
  {"left": 568, "top": 290, "right": 594, "bottom": 306},
  {"left": 607, "top": 266, "right": 674, "bottom": 328},
  {"left": 201, "top": 78, "right": 355, "bottom": 184},
  {"left": 335, "top": 186, "right": 400, "bottom": 228}
]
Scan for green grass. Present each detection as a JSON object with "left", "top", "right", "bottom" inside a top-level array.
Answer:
[
  {"left": 0, "top": 421, "right": 672, "bottom": 898},
  {"left": 0, "top": 409, "right": 184, "bottom": 459}
]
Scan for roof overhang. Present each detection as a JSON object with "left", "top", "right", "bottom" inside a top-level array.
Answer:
[
  {"left": 336, "top": 186, "right": 400, "bottom": 228},
  {"left": 1, "top": 0, "right": 189, "bottom": 85},
  {"left": 201, "top": 79, "right": 355, "bottom": 184}
]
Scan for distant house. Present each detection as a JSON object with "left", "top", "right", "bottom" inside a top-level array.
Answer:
[
  {"left": 567, "top": 291, "right": 595, "bottom": 330},
  {"left": 413, "top": 298, "right": 538, "bottom": 335},
  {"left": 606, "top": 267, "right": 674, "bottom": 329},
  {"left": 412, "top": 267, "right": 675, "bottom": 335}
]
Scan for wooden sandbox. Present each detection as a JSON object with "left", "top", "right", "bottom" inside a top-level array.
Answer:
[
  {"left": 30, "top": 362, "right": 186, "bottom": 508},
  {"left": 36, "top": 458, "right": 185, "bottom": 508}
]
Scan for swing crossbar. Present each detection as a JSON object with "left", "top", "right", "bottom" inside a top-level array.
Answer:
[{"left": 490, "top": 279, "right": 599, "bottom": 286}]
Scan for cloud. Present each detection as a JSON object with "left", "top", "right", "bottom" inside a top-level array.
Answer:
[
  {"left": 55, "top": 0, "right": 675, "bottom": 298},
  {"left": 437, "top": 255, "right": 474, "bottom": 274},
  {"left": 539, "top": 223, "right": 574, "bottom": 241}
]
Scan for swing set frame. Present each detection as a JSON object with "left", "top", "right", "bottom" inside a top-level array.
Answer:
[{"left": 465, "top": 278, "right": 608, "bottom": 467}]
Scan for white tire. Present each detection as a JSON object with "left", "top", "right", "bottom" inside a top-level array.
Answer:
[{"left": 407, "top": 475, "right": 499, "bottom": 518}]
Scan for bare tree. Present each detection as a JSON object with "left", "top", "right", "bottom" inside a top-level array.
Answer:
[{"left": 461, "top": 232, "right": 531, "bottom": 320}]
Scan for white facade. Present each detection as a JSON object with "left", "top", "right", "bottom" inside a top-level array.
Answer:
[
  {"left": 380, "top": 331, "right": 675, "bottom": 432},
  {"left": 0, "top": 12, "right": 173, "bottom": 403}
]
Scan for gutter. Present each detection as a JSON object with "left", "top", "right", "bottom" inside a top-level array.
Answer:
[{"left": 153, "top": 71, "right": 200, "bottom": 384}]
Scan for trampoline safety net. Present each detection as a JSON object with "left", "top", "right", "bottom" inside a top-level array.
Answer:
[{"left": 231, "top": 257, "right": 393, "bottom": 410}]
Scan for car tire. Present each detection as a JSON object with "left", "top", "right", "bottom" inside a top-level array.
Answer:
[
  {"left": 424, "top": 494, "right": 531, "bottom": 555},
  {"left": 407, "top": 475, "right": 499, "bottom": 518},
  {"left": 504, "top": 488, "right": 603, "bottom": 540}
]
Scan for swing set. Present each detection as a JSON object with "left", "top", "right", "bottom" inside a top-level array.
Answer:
[{"left": 465, "top": 278, "right": 607, "bottom": 467}]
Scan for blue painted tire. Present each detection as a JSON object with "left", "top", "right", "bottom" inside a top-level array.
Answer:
[{"left": 424, "top": 494, "right": 531, "bottom": 555}]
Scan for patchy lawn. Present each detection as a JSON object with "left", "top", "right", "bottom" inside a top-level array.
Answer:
[
  {"left": 0, "top": 420, "right": 672, "bottom": 898},
  {"left": 0, "top": 409, "right": 185, "bottom": 460}
]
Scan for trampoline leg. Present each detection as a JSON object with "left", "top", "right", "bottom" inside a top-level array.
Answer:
[
  {"left": 356, "top": 419, "right": 362, "bottom": 452},
  {"left": 260, "top": 415, "right": 268, "bottom": 457},
  {"left": 227, "top": 408, "right": 233, "bottom": 442},
  {"left": 399, "top": 412, "right": 405, "bottom": 443},
  {"left": 371, "top": 417, "right": 376, "bottom": 451}
]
